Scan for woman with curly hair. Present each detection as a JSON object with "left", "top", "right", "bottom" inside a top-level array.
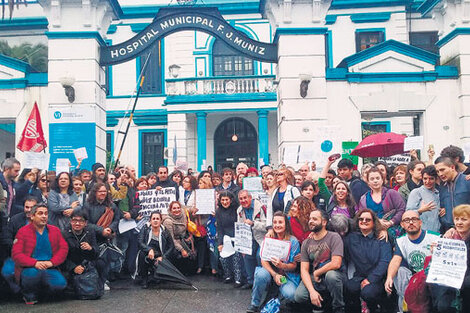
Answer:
[
  {"left": 288, "top": 196, "right": 316, "bottom": 243},
  {"left": 326, "top": 181, "right": 357, "bottom": 219}
]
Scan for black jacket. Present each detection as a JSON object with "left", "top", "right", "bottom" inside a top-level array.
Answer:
[
  {"left": 61, "top": 226, "right": 99, "bottom": 274},
  {"left": 5, "top": 212, "right": 29, "bottom": 248},
  {"left": 215, "top": 203, "right": 238, "bottom": 246},
  {"left": 215, "top": 182, "right": 241, "bottom": 199},
  {"left": 137, "top": 224, "right": 175, "bottom": 261},
  {"left": 349, "top": 177, "right": 370, "bottom": 204}
]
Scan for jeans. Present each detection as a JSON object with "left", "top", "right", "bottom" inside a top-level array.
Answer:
[
  {"left": 220, "top": 252, "right": 243, "bottom": 282},
  {"left": 394, "top": 266, "right": 412, "bottom": 313},
  {"left": 251, "top": 266, "right": 298, "bottom": 307},
  {"left": 116, "top": 230, "right": 139, "bottom": 274},
  {"left": 294, "top": 270, "right": 345, "bottom": 310},
  {"left": 1, "top": 257, "right": 20, "bottom": 293},
  {"left": 20, "top": 268, "right": 67, "bottom": 300},
  {"left": 242, "top": 240, "right": 260, "bottom": 284}
]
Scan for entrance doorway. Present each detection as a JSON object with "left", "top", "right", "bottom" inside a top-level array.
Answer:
[{"left": 214, "top": 117, "right": 257, "bottom": 172}]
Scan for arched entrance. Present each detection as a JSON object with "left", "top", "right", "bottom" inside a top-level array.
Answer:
[{"left": 214, "top": 117, "right": 257, "bottom": 172}]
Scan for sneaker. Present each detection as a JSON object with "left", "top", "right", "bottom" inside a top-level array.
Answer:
[
  {"left": 234, "top": 281, "right": 243, "bottom": 288},
  {"left": 246, "top": 305, "right": 259, "bottom": 313},
  {"left": 23, "top": 296, "right": 38, "bottom": 305},
  {"left": 224, "top": 277, "right": 233, "bottom": 284},
  {"left": 104, "top": 282, "right": 111, "bottom": 291}
]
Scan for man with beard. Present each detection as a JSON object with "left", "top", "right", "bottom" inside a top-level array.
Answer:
[
  {"left": 385, "top": 210, "right": 439, "bottom": 313},
  {"left": 153, "top": 166, "right": 179, "bottom": 201},
  {"left": 294, "top": 210, "right": 345, "bottom": 313},
  {"left": 85, "top": 163, "right": 108, "bottom": 193}
]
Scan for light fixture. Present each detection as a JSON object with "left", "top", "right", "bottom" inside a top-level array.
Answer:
[
  {"left": 299, "top": 73, "right": 312, "bottom": 98},
  {"left": 231, "top": 118, "right": 238, "bottom": 142},
  {"left": 59, "top": 75, "right": 75, "bottom": 103},
  {"left": 169, "top": 64, "right": 181, "bottom": 78}
]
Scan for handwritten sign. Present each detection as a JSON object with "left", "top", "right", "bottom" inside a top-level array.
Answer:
[
  {"left": 118, "top": 218, "right": 137, "bottom": 234},
  {"left": 404, "top": 136, "right": 424, "bottom": 151},
  {"left": 137, "top": 188, "right": 177, "bottom": 215},
  {"left": 234, "top": 222, "right": 252, "bottom": 255},
  {"left": 24, "top": 152, "right": 50, "bottom": 170},
  {"left": 56, "top": 158, "right": 70, "bottom": 173},
  {"left": 252, "top": 192, "right": 269, "bottom": 208},
  {"left": 195, "top": 189, "right": 216, "bottom": 215},
  {"left": 73, "top": 147, "right": 88, "bottom": 161},
  {"left": 260, "top": 237, "right": 292, "bottom": 262},
  {"left": 426, "top": 238, "right": 467, "bottom": 289},
  {"left": 243, "top": 177, "right": 263, "bottom": 192},
  {"left": 378, "top": 154, "right": 411, "bottom": 166}
]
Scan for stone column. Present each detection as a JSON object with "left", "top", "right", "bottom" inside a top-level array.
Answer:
[
  {"left": 38, "top": 0, "right": 119, "bottom": 169},
  {"left": 196, "top": 112, "right": 207, "bottom": 171}
]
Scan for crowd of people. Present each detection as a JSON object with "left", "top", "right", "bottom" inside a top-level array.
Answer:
[{"left": 0, "top": 144, "right": 469, "bottom": 313}]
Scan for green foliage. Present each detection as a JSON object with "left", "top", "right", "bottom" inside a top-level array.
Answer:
[{"left": 0, "top": 40, "right": 48, "bottom": 72}]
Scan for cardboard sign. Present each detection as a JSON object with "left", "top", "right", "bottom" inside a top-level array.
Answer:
[
  {"left": 260, "top": 237, "right": 292, "bottom": 262},
  {"left": 73, "top": 147, "right": 88, "bottom": 161},
  {"left": 234, "top": 222, "right": 252, "bottom": 255},
  {"left": 24, "top": 152, "right": 50, "bottom": 170},
  {"left": 56, "top": 158, "right": 70, "bottom": 173},
  {"left": 195, "top": 188, "right": 216, "bottom": 215},
  {"left": 426, "top": 238, "right": 467, "bottom": 289},
  {"left": 404, "top": 136, "right": 424, "bottom": 151},
  {"left": 137, "top": 188, "right": 177, "bottom": 215}
]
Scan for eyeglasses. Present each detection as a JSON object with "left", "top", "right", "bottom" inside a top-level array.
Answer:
[
  {"left": 358, "top": 217, "right": 372, "bottom": 223},
  {"left": 402, "top": 217, "right": 420, "bottom": 224},
  {"left": 71, "top": 219, "right": 85, "bottom": 224},
  {"left": 277, "top": 173, "right": 284, "bottom": 176},
  {"left": 40, "top": 179, "right": 47, "bottom": 182}
]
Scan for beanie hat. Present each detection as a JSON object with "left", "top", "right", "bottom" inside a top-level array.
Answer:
[{"left": 92, "top": 162, "right": 105, "bottom": 173}]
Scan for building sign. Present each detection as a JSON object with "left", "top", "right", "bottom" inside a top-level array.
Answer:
[
  {"left": 100, "top": 7, "right": 278, "bottom": 65},
  {"left": 49, "top": 106, "right": 96, "bottom": 172}
]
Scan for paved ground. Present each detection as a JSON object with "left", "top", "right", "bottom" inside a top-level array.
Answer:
[{"left": 0, "top": 275, "right": 258, "bottom": 313}]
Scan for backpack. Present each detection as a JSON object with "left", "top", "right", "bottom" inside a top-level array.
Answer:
[
  {"left": 73, "top": 262, "right": 103, "bottom": 300},
  {"left": 404, "top": 256, "right": 432, "bottom": 313}
]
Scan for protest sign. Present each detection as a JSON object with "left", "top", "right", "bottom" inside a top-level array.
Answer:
[
  {"left": 56, "top": 158, "right": 70, "bottom": 173},
  {"left": 252, "top": 192, "right": 269, "bottom": 207},
  {"left": 283, "top": 145, "right": 299, "bottom": 165},
  {"left": 118, "top": 219, "right": 137, "bottom": 234},
  {"left": 426, "top": 238, "right": 467, "bottom": 289},
  {"left": 137, "top": 187, "right": 177, "bottom": 215},
  {"left": 195, "top": 188, "right": 216, "bottom": 215},
  {"left": 24, "top": 151, "right": 50, "bottom": 170},
  {"left": 404, "top": 136, "right": 424, "bottom": 151},
  {"left": 378, "top": 154, "right": 411, "bottom": 166},
  {"left": 260, "top": 237, "right": 292, "bottom": 262},
  {"left": 73, "top": 147, "right": 88, "bottom": 161},
  {"left": 234, "top": 222, "right": 252, "bottom": 255},
  {"left": 243, "top": 177, "right": 263, "bottom": 192},
  {"left": 298, "top": 144, "right": 314, "bottom": 164}
]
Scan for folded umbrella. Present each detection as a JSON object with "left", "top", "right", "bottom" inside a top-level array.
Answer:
[
  {"left": 153, "top": 258, "right": 197, "bottom": 290},
  {"left": 351, "top": 132, "right": 406, "bottom": 158}
]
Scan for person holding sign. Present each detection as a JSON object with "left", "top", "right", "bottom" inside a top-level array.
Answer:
[
  {"left": 247, "top": 212, "right": 300, "bottom": 313},
  {"left": 294, "top": 210, "right": 345, "bottom": 313},
  {"left": 237, "top": 190, "right": 267, "bottom": 289},
  {"left": 48, "top": 172, "right": 82, "bottom": 231}
]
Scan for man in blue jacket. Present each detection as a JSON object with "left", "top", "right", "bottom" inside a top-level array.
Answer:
[{"left": 434, "top": 156, "right": 470, "bottom": 232}]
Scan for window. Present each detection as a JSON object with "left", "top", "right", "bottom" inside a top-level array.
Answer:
[
  {"left": 139, "top": 41, "right": 163, "bottom": 94},
  {"left": 355, "top": 31, "right": 385, "bottom": 52},
  {"left": 409, "top": 31, "right": 439, "bottom": 54},
  {"left": 141, "top": 132, "right": 164, "bottom": 175},
  {"left": 213, "top": 39, "right": 254, "bottom": 76}
]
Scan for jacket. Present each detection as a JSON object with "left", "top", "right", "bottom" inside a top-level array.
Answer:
[
  {"left": 5, "top": 212, "right": 28, "bottom": 248},
  {"left": 267, "top": 185, "right": 301, "bottom": 228},
  {"left": 83, "top": 201, "right": 121, "bottom": 243},
  {"left": 48, "top": 190, "right": 81, "bottom": 230},
  {"left": 0, "top": 172, "right": 14, "bottom": 245},
  {"left": 162, "top": 211, "right": 188, "bottom": 252},
  {"left": 215, "top": 202, "right": 239, "bottom": 246},
  {"left": 406, "top": 185, "right": 441, "bottom": 233},
  {"left": 138, "top": 224, "right": 175, "bottom": 260},
  {"left": 357, "top": 187, "right": 406, "bottom": 225},
  {"left": 61, "top": 226, "right": 99, "bottom": 274},
  {"left": 215, "top": 182, "right": 241, "bottom": 199},
  {"left": 439, "top": 173, "right": 470, "bottom": 229},
  {"left": 344, "top": 231, "right": 392, "bottom": 283},
  {"left": 349, "top": 177, "right": 370, "bottom": 204},
  {"left": 237, "top": 199, "right": 267, "bottom": 245},
  {"left": 12, "top": 223, "right": 68, "bottom": 281},
  {"left": 12, "top": 180, "right": 35, "bottom": 216},
  {"left": 152, "top": 179, "right": 180, "bottom": 201}
]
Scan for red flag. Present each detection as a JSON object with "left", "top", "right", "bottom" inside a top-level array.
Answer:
[{"left": 17, "top": 102, "right": 47, "bottom": 152}]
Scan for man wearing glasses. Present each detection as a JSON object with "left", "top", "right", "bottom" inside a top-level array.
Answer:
[{"left": 384, "top": 210, "right": 440, "bottom": 313}]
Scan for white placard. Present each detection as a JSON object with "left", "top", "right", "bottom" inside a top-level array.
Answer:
[
  {"left": 24, "top": 152, "right": 50, "bottom": 170},
  {"left": 137, "top": 188, "right": 177, "bottom": 215},
  {"left": 404, "top": 136, "right": 424, "bottom": 151},
  {"left": 56, "top": 158, "right": 70, "bottom": 173},
  {"left": 234, "top": 222, "right": 253, "bottom": 255},
  {"left": 378, "top": 154, "right": 411, "bottom": 166},
  {"left": 426, "top": 238, "right": 467, "bottom": 289},
  {"left": 220, "top": 235, "right": 235, "bottom": 258},
  {"left": 283, "top": 145, "right": 299, "bottom": 165},
  {"left": 118, "top": 218, "right": 137, "bottom": 234},
  {"left": 252, "top": 192, "right": 269, "bottom": 208},
  {"left": 243, "top": 177, "right": 263, "bottom": 192},
  {"left": 195, "top": 188, "right": 216, "bottom": 215},
  {"left": 260, "top": 237, "right": 292, "bottom": 262},
  {"left": 73, "top": 147, "right": 88, "bottom": 161},
  {"left": 463, "top": 142, "right": 470, "bottom": 163},
  {"left": 298, "top": 145, "right": 315, "bottom": 164}
]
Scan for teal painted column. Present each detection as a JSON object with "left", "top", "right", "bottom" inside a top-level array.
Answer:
[
  {"left": 196, "top": 112, "right": 207, "bottom": 171},
  {"left": 257, "top": 110, "right": 269, "bottom": 166}
]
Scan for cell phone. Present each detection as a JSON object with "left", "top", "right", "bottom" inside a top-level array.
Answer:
[{"left": 328, "top": 153, "right": 341, "bottom": 162}]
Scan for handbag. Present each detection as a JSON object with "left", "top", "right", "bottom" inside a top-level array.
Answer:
[
  {"left": 185, "top": 209, "right": 201, "bottom": 237},
  {"left": 73, "top": 261, "right": 103, "bottom": 300}
]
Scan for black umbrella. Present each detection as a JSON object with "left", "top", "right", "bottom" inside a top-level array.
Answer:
[{"left": 152, "top": 258, "right": 197, "bottom": 290}]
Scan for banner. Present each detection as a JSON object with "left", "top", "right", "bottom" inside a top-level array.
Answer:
[
  {"left": 137, "top": 188, "right": 177, "bottom": 215},
  {"left": 17, "top": 102, "right": 47, "bottom": 152},
  {"left": 49, "top": 106, "right": 96, "bottom": 172},
  {"left": 260, "top": 237, "right": 292, "bottom": 262},
  {"left": 426, "top": 238, "right": 467, "bottom": 289},
  {"left": 378, "top": 154, "right": 411, "bottom": 166},
  {"left": 234, "top": 222, "right": 252, "bottom": 255}
]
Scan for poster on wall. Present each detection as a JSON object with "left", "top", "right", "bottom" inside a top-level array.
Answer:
[{"left": 49, "top": 106, "right": 96, "bottom": 172}]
